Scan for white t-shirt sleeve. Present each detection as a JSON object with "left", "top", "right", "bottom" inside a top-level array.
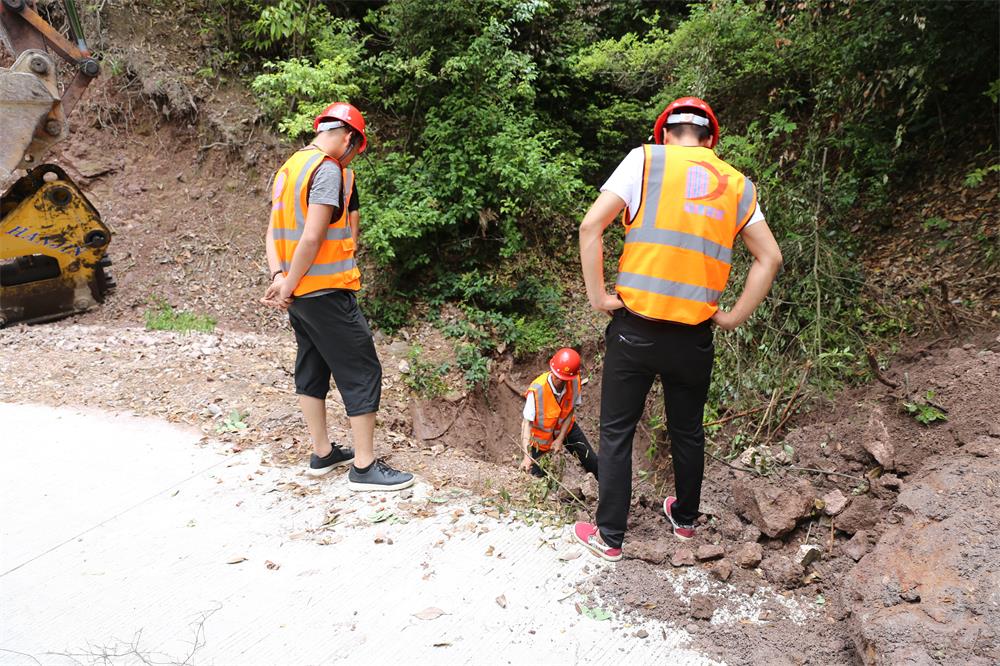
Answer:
[
  {"left": 602, "top": 146, "right": 767, "bottom": 229},
  {"left": 600, "top": 147, "right": 645, "bottom": 220},
  {"left": 523, "top": 397, "right": 535, "bottom": 421},
  {"left": 743, "top": 201, "right": 765, "bottom": 229}
]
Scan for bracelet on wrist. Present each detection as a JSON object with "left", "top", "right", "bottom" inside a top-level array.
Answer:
[{"left": 271, "top": 270, "right": 283, "bottom": 280}]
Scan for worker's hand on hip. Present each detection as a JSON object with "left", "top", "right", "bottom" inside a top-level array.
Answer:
[
  {"left": 711, "top": 308, "right": 741, "bottom": 330},
  {"left": 591, "top": 292, "right": 624, "bottom": 316}
]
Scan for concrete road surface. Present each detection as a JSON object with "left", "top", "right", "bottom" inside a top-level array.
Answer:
[{"left": 0, "top": 403, "right": 717, "bottom": 665}]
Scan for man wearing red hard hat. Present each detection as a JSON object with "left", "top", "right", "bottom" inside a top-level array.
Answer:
[
  {"left": 574, "top": 97, "right": 783, "bottom": 561},
  {"left": 520, "top": 348, "right": 599, "bottom": 480},
  {"left": 262, "top": 102, "right": 413, "bottom": 492}
]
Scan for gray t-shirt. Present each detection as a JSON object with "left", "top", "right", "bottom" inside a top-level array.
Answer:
[{"left": 308, "top": 160, "right": 359, "bottom": 213}]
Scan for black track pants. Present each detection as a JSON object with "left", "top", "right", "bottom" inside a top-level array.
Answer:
[
  {"left": 531, "top": 422, "right": 599, "bottom": 478},
  {"left": 596, "top": 309, "right": 714, "bottom": 549}
]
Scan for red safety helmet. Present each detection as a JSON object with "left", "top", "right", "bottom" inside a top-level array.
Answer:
[
  {"left": 549, "top": 348, "right": 581, "bottom": 381},
  {"left": 313, "top": 102, "right": 368, "bottom": 154},
  {"left": 652, "top": 96, "right": 719, "bottom": 149}
]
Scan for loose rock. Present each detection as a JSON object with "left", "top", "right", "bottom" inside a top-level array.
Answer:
[
  {"left": 671, "top": 548, "right": 695, "bottom": 567},
  {"left": 842, "top": 531, "right": 870, "bottom": 562},
  {"left": 862, "top": 406, "right": 896, "bottom": 469},
  {"left": 629, "top": 539, "right": 671, "bottom": 565},
  {"left": 689, "top": 595, "right": 716, "bottom": 621},
  {"left": 761, "top": 555, "right": 804, "bottom": 589},
  {"left": 710, "top": 558, "right": 733, "bottom": 581},
  {"left": 696, "top": 544, "right": 725, "bottom": 561},
  {"left": 821, "top": 489, "right": 849, "bottom": 516},
  {"left": 796, "top": 544, "right": 822, "bottom": 567},
  {"left": 731, "top": 476, "right": 816, "bottom": 538},
  {"left": 716, "top": 512, "right": 744, "bottom": 540},
  {"left": 835, "top": 495, "right": 881, "bottom": 534},
  {"left": 732, "top": 542, "right": 764, "bottom": 568}
]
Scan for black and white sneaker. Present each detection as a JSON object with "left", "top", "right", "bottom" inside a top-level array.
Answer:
[
  {"left": 307, "top": 443, "right": 355, "bottom": 477},
  {"left": 347, "top": 458, "right": 414, "bottom": 492}
]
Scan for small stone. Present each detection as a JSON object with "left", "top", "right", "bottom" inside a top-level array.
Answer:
[
  {"left": 696, "top": 544, "right": 725, "bottom": 561},
  {"left": 388, "top": 340, "right": 410, "bottom": 357},
  {"left": 761, "top": 555, "right": 804, "bottom": 589},
  {"left": 398, "top": 360, "right": 410, "bottom": 374},
  {"left": 796, "top": 544, "right": 822, "bottom": 568},
  {"left": 733, "top": 542, "right": 763, "bottom": 568},
  {"left": 671, "top": 548, "right": 696, "bottom": 567},
  {"left": 717, "top": 513, "right": 744, "bottom": 540},
  {"left": 842, "top": 530, "right": 870, "bottom": 562},
  {"left": 630, "top": 539, "right": 671, "bottom": 565},
  {"left": 862, "top": 406, "right": 896, "bottom": 469},
  {"left": 710, "top": 558, "right": 733, "bottom": 581},
  {"left": 399, "top": 488, "right": 413, "bottom": 500},
  {"left": 635, "top": 629, "right": 649, "bottom": 639},
  {"left": 835, "top": 495, "right": 881, "bottom": 534},
  {"left": 686, "top": 623, "right": 699, "bottom": 634},
  {"left": 821, "top": 489, "right": 849, "bottom": 516},
  {"left": 742, "top": 523, "right": 762, "bottom": 543},
  {"left": 689, "top": 595, "right": 716, "bottom": 620},
  {"left": 879, "top": 473, "right": 903, "bottom": 489}
]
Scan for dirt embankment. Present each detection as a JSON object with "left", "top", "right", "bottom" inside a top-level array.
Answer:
[{"left": 577, "top": 333, "right": 1000, "bottom": 665}]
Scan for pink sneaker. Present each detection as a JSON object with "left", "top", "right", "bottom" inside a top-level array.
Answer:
[
  {"left": 663, "top": 496, "right": 696, "bottom": 541},
  {"left": 573, "top": 522, "right": 623, "bottom": 562}
]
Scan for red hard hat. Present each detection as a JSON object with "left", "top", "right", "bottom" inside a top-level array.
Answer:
[
  {"left": 313, "top": 102, "right": 368, "bottom": 153},
  {"left": 549, "top": 348, "right": 581, "bottom": 381},
  {"left": 652, "top": 96, "right": 719, "bottom": 148}
]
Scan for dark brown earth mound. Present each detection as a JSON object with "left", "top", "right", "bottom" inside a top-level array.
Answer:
[{"left": 589, "top": 333, "right": 1000, "bottom": 665}]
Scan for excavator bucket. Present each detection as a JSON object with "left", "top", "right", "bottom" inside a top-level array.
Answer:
[{"left": 0, "top": 164, "right": 114, "bottom": 326}]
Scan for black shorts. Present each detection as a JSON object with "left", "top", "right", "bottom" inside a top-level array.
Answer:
[{"left": 287, "top": 290, "right": 381, "bottom": 416}]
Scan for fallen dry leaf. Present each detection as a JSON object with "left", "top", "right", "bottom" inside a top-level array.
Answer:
[
  {"left": 265, "top": 560, "right": 280, "bottom": 570},
  {"left": 496, "top": 594, "right": 507, "bottom": 608},
  {"left": 226, "top": 556, "right": 247, "bottom": 564},
  {"left": 413, "top": 607, "right": 447, "bottom": 620},
  {"left": 485, "top": 545, "right": 495, "bottom": 556},
  {"left": 558, "top": 549, "right": 582, "bottom": 561}
]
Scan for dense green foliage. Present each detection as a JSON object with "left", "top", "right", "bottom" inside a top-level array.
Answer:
[{"left": 205, "top": 0, "right": 998, "bottom": 405}]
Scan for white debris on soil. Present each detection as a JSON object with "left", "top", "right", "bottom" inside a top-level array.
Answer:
[{"left": 650, "top": 567, "right": 813, "bottom": 626}]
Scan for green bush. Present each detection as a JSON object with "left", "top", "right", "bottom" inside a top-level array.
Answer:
[{"left": 226, "top": 0, "right": 997, "bottom": 413}]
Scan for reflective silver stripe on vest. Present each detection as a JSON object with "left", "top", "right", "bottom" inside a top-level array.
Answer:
[
  {"left": 737, "top": 177, "right": 756, "bottom": 226},
  {"left": 531, "top": 386, "right": 543, "bottom": 427},
  {"left": 638, "top": 145, "right": 667, "bottom": 229},
  {"left": 279, "top": 151, "right": 325, "bottom": 272},
  {"left": 625, "top": 226, "right": 732, "bottom": 265},
  {"left": 294, "top": 152, "right": 325, "bottom": 229},
  {"left": 617, "top": 271, "right": 722, "bottom": 304},
  {"left": 304, "top": 257, "right": 357, "bottom": 277},
  {"left": 272, "top": 225, "right": 353, "bottom": 242}
]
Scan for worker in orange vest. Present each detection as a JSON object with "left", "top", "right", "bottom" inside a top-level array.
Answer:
[
  {"left": 262, "top": 102, "right": 413, "bottom": 492},
  {"left": 519, "top": 348, "right": 599, "bottom": 480},
  {"left": 573, "top": 97, "right": 782, "bottom": 561}
]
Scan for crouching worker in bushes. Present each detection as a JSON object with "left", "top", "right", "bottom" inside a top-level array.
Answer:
[{"left": 519, "top": 348, "right": 599, "bottom": 480}]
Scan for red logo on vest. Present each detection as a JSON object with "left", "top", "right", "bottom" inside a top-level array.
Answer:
[{"left": 686, "top": 161, "right": 729, "bottom": 201}]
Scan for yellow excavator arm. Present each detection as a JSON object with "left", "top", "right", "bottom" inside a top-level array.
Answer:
[{"left": 1, "top": 0, "right": 113, "bottom": 327}]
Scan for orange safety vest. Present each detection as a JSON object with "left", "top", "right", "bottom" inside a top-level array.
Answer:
[
  {"left": 270, "top": 147, "right": 360, "bottom": 296},
  {"left": 615, "top": 144, "right": 757, "bottom": 325},
  {"left": 525, "top": 371, "right": 581, "bottom": 452}
]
